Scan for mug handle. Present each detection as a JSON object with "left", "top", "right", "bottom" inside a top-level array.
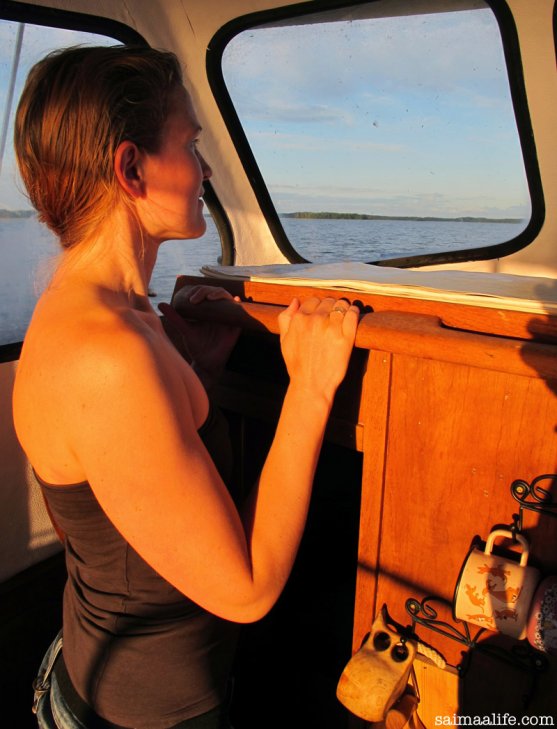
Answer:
[{"left": 484, "top": 529, "right": 529, "bottom": 566}]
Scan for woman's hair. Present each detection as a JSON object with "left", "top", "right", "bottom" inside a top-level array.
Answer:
[{"left": 14, "top": 45, "right": 183, "bottom": 248}]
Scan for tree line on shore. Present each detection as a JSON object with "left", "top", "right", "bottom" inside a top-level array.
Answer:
[{"left": 282, "top": 211, "right": 521, "bottom": 224}]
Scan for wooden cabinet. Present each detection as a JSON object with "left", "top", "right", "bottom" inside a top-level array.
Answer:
[{"left": 174, "top": 276, "right": 557, "bottom": 725}]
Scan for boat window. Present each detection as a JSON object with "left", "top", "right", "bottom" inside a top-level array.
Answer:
[
  {"left": 0, "top": 19, "right": 222, "bottom": 347},
  {"left": 219, "top": 1, "right": 535, "bottom": 266}
]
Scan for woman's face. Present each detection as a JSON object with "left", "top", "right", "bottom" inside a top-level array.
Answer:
[{"left": 138, "top": 86, "right": 212, "bottom": 242}]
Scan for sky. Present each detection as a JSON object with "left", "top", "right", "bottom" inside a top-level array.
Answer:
[
  {"left": 0, "top": 5, "right": 530, "bottom": 220},
  {"left": 222, "top": 6, "right": 531, "bottom": 220}
]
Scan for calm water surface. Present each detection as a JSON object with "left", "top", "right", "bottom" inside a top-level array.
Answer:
[{"left": 0, "top": 215, "right": 524, "bottom": 344}]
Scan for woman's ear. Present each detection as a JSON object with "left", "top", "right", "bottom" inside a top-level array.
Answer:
[{"left": 114, "top": 141, "right": 144, "bottom": 197}]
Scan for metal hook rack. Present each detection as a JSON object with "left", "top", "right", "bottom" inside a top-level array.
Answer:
[
  {"left": 405, "top": 596, "right": 548, "bottom": 679},
  {"left": 510, "top": 474, "right": 557, "bottom": 534}
]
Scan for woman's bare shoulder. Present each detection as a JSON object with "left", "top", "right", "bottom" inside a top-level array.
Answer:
[
  {"left": 14, "top": 295, "right": 197, "bottom": 483},
  {"left": 20, "top": 296, "right": 160, "bottom": 383}
]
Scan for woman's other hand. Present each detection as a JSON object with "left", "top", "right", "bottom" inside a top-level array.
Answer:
[
  {"left": 278, "top": 297, "right": 359, "bottom": 404},
  {"left": 158, "top": 285, "right": 241, "bottom": 388}
]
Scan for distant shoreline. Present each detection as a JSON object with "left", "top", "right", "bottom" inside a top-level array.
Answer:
[
  {"left": 0, "top": 209, "right": 35, "bottom": 219},
  {"left": 1, "top": 209, "right": 523, "bottom": 225},
  {"left": 283, "top": 211, "right": 522, "bottom": 224}
]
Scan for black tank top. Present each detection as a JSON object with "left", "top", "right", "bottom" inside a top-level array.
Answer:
[{"left": 35, "top": 405, "right": 239, "bottom": 729}]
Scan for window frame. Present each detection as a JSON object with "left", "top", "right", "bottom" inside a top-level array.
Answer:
[
  {"left": 207, "top": 0, "right": 545, "bottom": 268},
  {"left": 0, "top": 341, "right": 21, "bottom": 362},
  {"left": 0, "top": 0, "right": 234, "bottom": 351}
]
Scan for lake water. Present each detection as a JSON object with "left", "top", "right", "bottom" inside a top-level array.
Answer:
[{"left": 0, "top": 215, "right": 524, "bottom": 344}]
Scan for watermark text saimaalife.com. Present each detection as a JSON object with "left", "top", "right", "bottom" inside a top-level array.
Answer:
[{"left": 435, "top": 715, "right": 554, "bottom": 726}]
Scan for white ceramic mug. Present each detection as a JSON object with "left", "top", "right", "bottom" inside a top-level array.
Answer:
[{"left": 454, "top": 529, "right": 540, "bottom": 639}]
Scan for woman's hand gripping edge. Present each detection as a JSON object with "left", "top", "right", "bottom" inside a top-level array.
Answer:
[{"left": 278, "top": 296, "right": 360, "bottom": 405}]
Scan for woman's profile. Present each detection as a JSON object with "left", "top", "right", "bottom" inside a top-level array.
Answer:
[{"left": 12, "top": 45, "right": 359, "bottom": 728}]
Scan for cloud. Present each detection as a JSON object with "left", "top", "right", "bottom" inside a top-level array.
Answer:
[
  {"left": 249, "top": 130, "right": 404, "bottom": 154},
  {"left": 224, "top": 7, "right": 510, "bottom": 109},
  {"left": 233, "top": 98, "right": 351, "bottom": 125}
]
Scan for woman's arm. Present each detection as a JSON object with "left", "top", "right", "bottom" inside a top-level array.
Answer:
[
  {"left": 240, "top": 296, "right": 358, "bottom": 610},
  {"left": 67, "top": 296, "right": 358, "bottom": 623}
]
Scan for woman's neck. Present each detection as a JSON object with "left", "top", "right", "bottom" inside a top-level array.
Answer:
[{"left": 51, "top": 208, "right": 160, "bottom": 307}]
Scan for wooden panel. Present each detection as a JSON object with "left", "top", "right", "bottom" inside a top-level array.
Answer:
[
  {"left": 352, "top": 350, "right": 392, "bottom": 653},
  {"left": 376, "top": 354, "right": 557, "bottom": 666},
  {"left": 171, "top": 276, "right": 557, "bottom": 719},
  {"left": 214, "top": 330, "right": 367, "bottom": 451},
  {"left": 169, "top": 294, "right": 557, "bottom": 380}
]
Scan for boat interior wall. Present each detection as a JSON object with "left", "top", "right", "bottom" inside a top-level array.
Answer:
[
  {"left": 493, "top": 0, "right": 557, "bottom": 274},
  {"left": 0, "top": 361, "right": 61, "bottom": 584},
  {"left": 257, "top": 0, "right": 489, "bottom": 28},
  {"left": 0, "top": 358, "right": 64, "bottom": 726}
]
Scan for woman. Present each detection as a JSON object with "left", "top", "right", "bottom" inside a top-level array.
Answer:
[{"left": 13, "top": 45, "right": 358, "bottom": 728}]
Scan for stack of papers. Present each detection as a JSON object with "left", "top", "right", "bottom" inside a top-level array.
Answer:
[{"left": 201, "top": 262, "right": 557, "bottom": 315}]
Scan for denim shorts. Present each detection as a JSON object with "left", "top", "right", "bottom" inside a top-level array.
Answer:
[
  {"left": 33, "top": 630, "right": 72, "bottom": 729},
  {"left": 33, "top": 633, "right": 233, "bottom": 729}
]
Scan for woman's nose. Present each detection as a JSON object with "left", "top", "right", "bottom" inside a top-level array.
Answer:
[{"left": 198, "top": 151, "right": 212, "bottom": 180}]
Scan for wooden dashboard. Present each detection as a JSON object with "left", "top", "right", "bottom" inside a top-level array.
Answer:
[{"left": 173, "top": 275, "right": 557, "bottom": 726}]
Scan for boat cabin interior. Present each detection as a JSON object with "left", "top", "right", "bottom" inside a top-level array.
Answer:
[{"left": 1, "top": 0, "right": 557, "bottom": 726}]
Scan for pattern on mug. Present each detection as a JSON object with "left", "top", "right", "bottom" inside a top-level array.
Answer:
[{"left": 465, "top": 561, "right": 521, "bottom": 626}]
